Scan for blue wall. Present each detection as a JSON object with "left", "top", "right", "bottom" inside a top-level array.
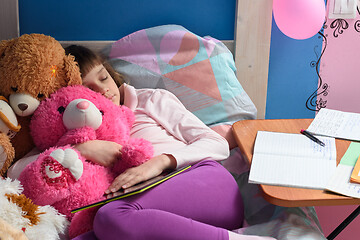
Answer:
[
  {"left": 266, "top": 18, "right": 323, "bottom": 119},
  {"left": 19, "top": 0, "right": 235, "bottom": 41},
  {"left": 19, "top": 0, "right": 323, "bottom": 119}
]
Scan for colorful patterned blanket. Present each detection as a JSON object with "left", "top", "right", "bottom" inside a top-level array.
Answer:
[{"left": 108, "top": 24, "right": 257, "bottom": 127}]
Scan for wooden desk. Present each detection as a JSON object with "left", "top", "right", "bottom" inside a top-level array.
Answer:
[{"left": 232, "top": 119, "right": 360, "bottom": 207}]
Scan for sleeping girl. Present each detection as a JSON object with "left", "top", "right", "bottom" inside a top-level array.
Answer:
[{"left": 64, "top": 45, "right": 275, "bottom": 240}]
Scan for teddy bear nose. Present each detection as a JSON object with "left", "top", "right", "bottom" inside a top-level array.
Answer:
[
  {"left": 18, "top": 103, "right": 28, "bottom": 111},
  {"left": 76, "top": 101, "right": 90, "bottom": 110}
]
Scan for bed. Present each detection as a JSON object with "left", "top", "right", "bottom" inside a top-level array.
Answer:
[{"left": 3, "top": 0, "right": 326, "bottom": 239}]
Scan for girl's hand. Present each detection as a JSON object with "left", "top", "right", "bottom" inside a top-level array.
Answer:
[
  {"left": 105, "top": 154, "right": 176, "bottom": 194},
  {"left": 74, "top": 140, "right": 122, "bottom": 167}
]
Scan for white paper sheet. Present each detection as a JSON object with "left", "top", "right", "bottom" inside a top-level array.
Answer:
[
  {"left": 326, "top": 142, "right": 360, "bottom": 198},
  {"left": 307, "top": 108, "right": 360, "bottom": 141},
  {"left": 249, "top": 131, "right": 337, "bottom": 189}
]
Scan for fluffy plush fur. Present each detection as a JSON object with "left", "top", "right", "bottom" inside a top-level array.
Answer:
[
  {"left": 0, "top": 177, "right": 68, "bottom": 240},
  {"left": 19, "top": 85, "right": 153, "bottom": 238},
  {"left": 0, "top": 97, "right": 20, "bottom": 176},
  {"left": 0, "top": 217, "right": 28, "bottom": 240},
  {"left": 0, "top": 133, "right": 14, "bottom": 177},
  {"left": 0, "top": 33, "right": 82, "bottom": 172}
]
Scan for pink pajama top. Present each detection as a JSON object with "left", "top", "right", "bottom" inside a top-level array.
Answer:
[{"left": 122, "top": 84, "right": 230, "bottom": 168}]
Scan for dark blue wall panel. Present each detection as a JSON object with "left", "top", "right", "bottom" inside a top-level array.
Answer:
[{"left": 19, "top": 0, "right": 236, "bottom": 41}]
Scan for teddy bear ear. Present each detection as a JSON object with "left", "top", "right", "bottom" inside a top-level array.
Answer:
[
  {"left": 63, "top": 54, "right": 82, "bottom": 86},
  {"left": 0, "top": 39, "right": 16, "bottom": 58}
]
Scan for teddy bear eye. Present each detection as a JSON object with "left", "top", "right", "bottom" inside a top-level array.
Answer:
[
  {"left": 37, "top": 93, "right": 45, "bottom": 98},
  {"left": 11, "top": 86, "right": 18, "bottom": 92},
  {"left": 57, "top": 106, "right": 65, "bottom": 113},
  {"left": 100, "top": 110, "right": 104, "bottom": 116}
]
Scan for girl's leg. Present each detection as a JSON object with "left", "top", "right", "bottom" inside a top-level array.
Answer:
[
  {"left": 72, "top": 231, "right": 97, "bottom": 240},
  {"left": 93, "top": 160, "right": 244, "bottom": 240}
]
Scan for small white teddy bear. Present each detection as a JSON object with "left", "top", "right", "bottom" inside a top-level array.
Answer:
[{"left": 0, "top": 177, "right": 69, "bottom": 240}]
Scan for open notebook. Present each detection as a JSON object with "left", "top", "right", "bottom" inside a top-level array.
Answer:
[
  {"left": 249, "top": 131, "right": 337, "bottom": 189},
  {"left": 71, "top": 165, "right": 192, "bottom": 213}
]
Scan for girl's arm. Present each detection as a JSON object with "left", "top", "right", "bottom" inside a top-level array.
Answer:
[
  {"left": 105, "top": 154, "right": 176, "bottom": 193},
  {"left": 76, "top": 138, "right": 175, "bottom": 193},
  {"left": 141, "top": 89, "right": 230, "bottom": 167},
  {"left": 74, "top": 140, "right": 123, "bottom": 167},
  {"left": 7, "top": 148, "right": 40, "bottom": 179},
  {"left": 106, "top": 88, "right": 229, "bottom": 193}
]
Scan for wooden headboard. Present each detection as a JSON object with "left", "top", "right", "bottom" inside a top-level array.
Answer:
[
  {"left": 60, "top": 0, "right": 273, "bottom": 119},
  {"left": 234, "top": 0, "right": 273, "bottom": 119}
]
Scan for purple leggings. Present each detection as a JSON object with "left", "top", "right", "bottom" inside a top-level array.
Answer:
[{"left": 73, "top": 160, "right": 244, "bottom": 240}]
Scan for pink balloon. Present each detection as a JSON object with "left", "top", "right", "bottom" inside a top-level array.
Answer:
[{"left": 273, "top": 0, "right": 326, "bottom": 40}]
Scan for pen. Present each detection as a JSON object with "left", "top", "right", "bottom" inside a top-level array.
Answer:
[{"left": 300, "top": 129, "right": 325, "bottom": 147}]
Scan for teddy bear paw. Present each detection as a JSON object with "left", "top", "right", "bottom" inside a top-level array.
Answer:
[
  {"left": 42, "top": 148, "right": 83, "bottom": 185},
  {"left": 0, "top": 145, "right": 7, "bottom": 168}
]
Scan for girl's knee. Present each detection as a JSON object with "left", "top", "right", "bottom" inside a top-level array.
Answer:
[
  {"left": 95, "top": 200, "right": 133, "bottom": 225},
  {"left": 93, "top": 201, "right": 139, "bottom": 239}
]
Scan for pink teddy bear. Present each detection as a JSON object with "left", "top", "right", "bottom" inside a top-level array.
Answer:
[{"left": 19, "top": 85, "right": 153, "bottom": 238}]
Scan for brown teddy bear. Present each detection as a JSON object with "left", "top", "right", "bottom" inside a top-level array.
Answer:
[{"left": 0, "top": 33, "right": 82, "bottom": 175}]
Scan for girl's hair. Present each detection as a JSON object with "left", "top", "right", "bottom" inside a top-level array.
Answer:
[{"left": 64, "top": 45, "right": 124, "bottom": 87}]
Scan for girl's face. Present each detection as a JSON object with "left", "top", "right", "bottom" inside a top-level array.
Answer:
[{"left": 82, "top": 64, "right": 121, "bottom": 106}]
